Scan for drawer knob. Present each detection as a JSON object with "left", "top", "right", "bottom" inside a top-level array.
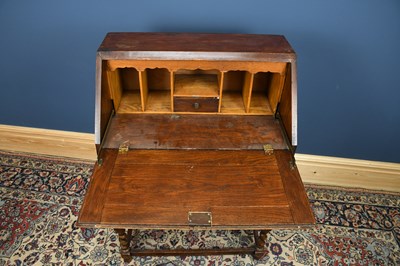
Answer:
[{"left": 193, "top": 102, "right": 200, "bottom": 109}]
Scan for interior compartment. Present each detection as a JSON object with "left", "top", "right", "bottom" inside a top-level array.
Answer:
[
  {"left": 174, "top": 69, "right": 220, "bottom": 97},
  {"left": 250, "top": 72, "right": 285, "bottom": 114},
  {"left": 106, "top": 66, "right": 171, "bottom": 113},
  {"left": 104, "top": 62, "right": 286, "bottom": 115},
  {"left": 105, "top": 67, "right": 142, "bottom": 113},
  {"left": 220, "top": 71, "right": 251, "bottom": 114},
  {"left": 249, "top": 72, "right": 273, "bottom": 114},
  {"left": 118, "top": 68, "right": 142, "bottom": 113},
  {"left": 142, "top": 68, "right": 171, "bottom": 112}
]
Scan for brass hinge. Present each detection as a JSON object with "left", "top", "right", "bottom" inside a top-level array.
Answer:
[
  {"left": 289, "top": 159, "right": 297, "bottom": 170},
  {"left": 263, "top": 144, "right": 274, "bottom": 155},
  {"left": 118, "top": 142, "right": 129, "bottom": 154}
]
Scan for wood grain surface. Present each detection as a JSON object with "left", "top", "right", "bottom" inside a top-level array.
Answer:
[
  {"left": 102, "top": 114, "right": 287, "bottom": 150},
  {"left": 99, "top": 32, "right": 295, "bottom": 54},
  {"left": 79, "top": 149, "right": 314, "bottom": 229}
]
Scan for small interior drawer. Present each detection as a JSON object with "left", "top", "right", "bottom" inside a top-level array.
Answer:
[{"left": 173, "top": 97, "right": 219, "bottom": 112}]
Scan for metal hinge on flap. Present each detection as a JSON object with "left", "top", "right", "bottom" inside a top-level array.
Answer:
[
  {"left": 263, "top": 144, "right": 274, "bottom": 155},
  {"left": 118, "top": 142, "right": 129, "bottom": 154}
]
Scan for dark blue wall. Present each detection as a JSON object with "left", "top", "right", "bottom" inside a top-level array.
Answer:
[{"left": 0, "top": 0, "right": 399, "bottom": 163}]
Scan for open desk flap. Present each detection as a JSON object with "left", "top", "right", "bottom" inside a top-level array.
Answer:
[{"left": 78, "top": 149, "right": 315, "bottom": 229}]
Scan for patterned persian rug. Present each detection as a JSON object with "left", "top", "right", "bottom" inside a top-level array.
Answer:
[{"left": 0, "top": 150, "right": 399, "bottom": 265}]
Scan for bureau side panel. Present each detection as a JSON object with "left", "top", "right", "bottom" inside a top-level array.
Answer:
[
  {"left": 279, "top": 62, "right": 297, "bottom": 147},
  {"left": 95, "top": 55, "right": 114, "bottom": 148}
]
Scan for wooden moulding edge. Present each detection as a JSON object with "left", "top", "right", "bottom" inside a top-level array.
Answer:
[{"left": 0, "top": 124, "right": 97, "bottom": 161}]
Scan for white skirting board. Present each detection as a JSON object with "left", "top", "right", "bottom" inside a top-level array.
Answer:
[{"left": 0, "top": 124, "right": 399, "bottom": 192}]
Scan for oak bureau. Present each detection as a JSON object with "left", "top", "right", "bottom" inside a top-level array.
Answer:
[{"left": 77, "top": 32, "right": 315, "bottom": 262}]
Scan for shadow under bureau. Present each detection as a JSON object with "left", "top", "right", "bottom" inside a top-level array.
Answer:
[{"left": 77, "top": 32, "right": 315, "bottom": 263}]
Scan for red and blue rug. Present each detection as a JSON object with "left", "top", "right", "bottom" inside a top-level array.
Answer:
[{"left": 0, "top": 150, "right": 399, "bottom": 265}]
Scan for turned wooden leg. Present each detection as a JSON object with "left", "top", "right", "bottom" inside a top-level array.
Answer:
[
  {"left": 253, "top": 230, "right": 270, "bottom": 260},
  {"left": 115, "top": 228, "right": 132, "bottom": 263}
]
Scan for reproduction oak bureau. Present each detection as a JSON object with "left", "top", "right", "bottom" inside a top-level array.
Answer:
[{"left": 77, "top": 32, "right": 315, "bottom": 262}]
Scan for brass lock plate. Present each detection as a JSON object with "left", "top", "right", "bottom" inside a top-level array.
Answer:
[{"left": 188, "top": 212, "right": 212, "bottom": 226}]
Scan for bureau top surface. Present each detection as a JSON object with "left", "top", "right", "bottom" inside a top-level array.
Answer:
[{"left": 98, "top": 32, "right": 295, "bottom": 60}]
